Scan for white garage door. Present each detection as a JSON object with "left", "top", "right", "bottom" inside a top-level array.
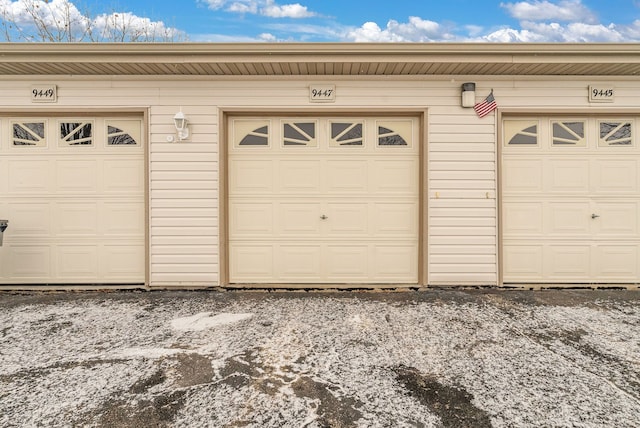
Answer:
[
  {"left": 502, "top": 116, "right": 640, "bottom": 284},
  {"left": 0, "top": 116, "right": 145, "bottom": 285},
  {"left": 228, "top": 116, "right": 420, "bottom": 284}
]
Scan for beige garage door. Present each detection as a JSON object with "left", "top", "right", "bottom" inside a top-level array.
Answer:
[
  {"left": 0, "top": 115, "right": 145, "bottom": 285},
  {"left": 502, "top": 116, "right": 640, "bottom": 284},
  {"left": 228, "top": 116, "right": 420, "bottom": 284}
]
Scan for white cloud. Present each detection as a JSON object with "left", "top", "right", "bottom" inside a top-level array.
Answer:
[
  {"left": 482, "top": 21, "right": 629, "bottom": 42},
  {"left": 258, "top": 32, "right": 277, "bottom": 41},
  {"left": 0, "top": 0, "right": 89, "bottom": 30},
  {"left": 482, "top": 27, "right": 539, "bottom": 42},
  {"left": 261, "top": 2, "right": 314, "bottom": 18},
  {"left": 501, "top": 0, "right": 597, "bottom": 23},
  {"left": 200, "top": 0, "right": 316, "bottom": 18},
  {"left": 339, "top": 1, "right": 640, "bottom": 43},
  {"left": 93, "top": 12, "right": 184, "bottom": 41},
  {"left": 200, "top": 0, "right": 227, "bottom": 9},
  {"left": 227, "top": 1, "right": 258, "bottom": 14},
  {"left": 345, "top": 17, "right": 454, "bottom": 42}
]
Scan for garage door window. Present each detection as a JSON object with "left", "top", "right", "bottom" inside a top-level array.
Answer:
[
  {"left": 234, "top": 120, "right": 270, "bottom": 147},
  {"left": 282, "top": 121, "right": 317, "bottom": 147},
  {"left": 599, "top": 121, "right": 632, "bottom": 146},
  {"left": 59, "top": 121, "right": 93, "bottom": 146},
  {"left": 377, "top": 120, "right": 412, "bottom": 147},
  {"left": 106, "top": 119, "right": 141, "bottom": 146},
  {"left": 552, "top": 120, "right": 586, "bottom": 147},
  {"left": 12, "top": 120, "right": 46, "bottom": 147},
  {"left": 330, "top": 121, "right": 363, "bottom": 147},
  {"left": 504, "top": 120, "right": 538, "bottom": 146}
]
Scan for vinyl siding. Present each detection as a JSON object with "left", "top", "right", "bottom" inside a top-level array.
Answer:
[
  {"left": 428, "top": 107, "right": 498, "bottom": 285},
  {"left": 148, "top": 105, "right": 219, "bottom": 287}
]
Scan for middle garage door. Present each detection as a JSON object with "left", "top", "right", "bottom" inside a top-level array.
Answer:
[{"left": 228, "top": 116, "right": 420, "bottom": 284}]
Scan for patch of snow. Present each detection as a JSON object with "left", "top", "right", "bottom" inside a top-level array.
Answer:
[{"left": 170, "top": 312, "right": 253, "bottom": 331}]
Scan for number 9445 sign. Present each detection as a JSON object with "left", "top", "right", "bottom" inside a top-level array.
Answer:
[{"left": 589, "top": 85, "right": 614, "bottom": 103}]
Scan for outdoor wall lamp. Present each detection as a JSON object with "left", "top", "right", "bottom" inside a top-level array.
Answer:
[
  {"left": 173, "top": 109, "right": 190, "bottom": 141},
  {"left": 461, "top": 82, "right": 476, "bottom": 108},
  {"left": 0, "top": 219, "right": 8, "bottom": 247}
]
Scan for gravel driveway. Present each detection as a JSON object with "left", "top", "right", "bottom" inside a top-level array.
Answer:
[{"left": 1, "top": 289, "right": 639, "bottom": 427}]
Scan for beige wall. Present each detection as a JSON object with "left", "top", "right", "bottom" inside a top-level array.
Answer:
[{"left": 1, "top": 76, "right": 639, "bottom": 287}]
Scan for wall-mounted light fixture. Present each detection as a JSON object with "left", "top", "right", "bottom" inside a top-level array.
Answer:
[
  {"left": 461, "top": 82, "right": 476, "bottom": 108},
  {"left": 173, "top": 109, "right": 190, "bottom": 141}
]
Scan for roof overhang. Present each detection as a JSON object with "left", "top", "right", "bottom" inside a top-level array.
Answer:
[{"left": 1, "top": 42, "right": 639, "bottom": 76}]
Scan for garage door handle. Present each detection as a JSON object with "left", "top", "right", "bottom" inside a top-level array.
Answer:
[
  {"left": 320, "top": 215, "right": 328, "bottom": 220},
  {"left": 591, "top": 214, "right": 600, "bottom": 219}
]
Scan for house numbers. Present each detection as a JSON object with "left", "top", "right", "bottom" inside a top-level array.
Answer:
[
  {"left": 309, "top": 85, "right": 336, "bottom": 103},
  {"left": 31, "top": 85, "right": 57, "bottom": 103},
  {"left": 588, "top": 85, "right": 614, "bottom": 103}
]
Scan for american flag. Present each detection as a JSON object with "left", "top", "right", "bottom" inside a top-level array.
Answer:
[{"left": 474, "top": 91, "right": 497, "bottom": 118}]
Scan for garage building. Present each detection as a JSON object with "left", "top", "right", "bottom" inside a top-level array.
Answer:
[{"left": 0, "top": 43, "right": 639, "bottom": 289}]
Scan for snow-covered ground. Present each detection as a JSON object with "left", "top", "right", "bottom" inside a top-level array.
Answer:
[{"left": 0, "top": 289, "right": 638, "bottom": 427}]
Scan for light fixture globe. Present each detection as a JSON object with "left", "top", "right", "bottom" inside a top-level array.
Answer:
[
  {"left": 173, "top": 110, "right": 189, "bottom": 140},
  {"left": 461, "top": 82, "right": 476, "bottom": 108}
]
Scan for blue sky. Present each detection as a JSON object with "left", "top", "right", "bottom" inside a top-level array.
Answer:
[{"left": 2, "top": 0, "right": 640, "bottom": 42}]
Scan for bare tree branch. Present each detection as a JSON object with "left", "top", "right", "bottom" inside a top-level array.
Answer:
[{"left": 0, "top": 0, "right": 186, "bottom": 42}]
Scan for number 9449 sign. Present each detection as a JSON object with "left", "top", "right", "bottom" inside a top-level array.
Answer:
[{"left": 31, "top": 85, "right": 57, "bottom": 103}]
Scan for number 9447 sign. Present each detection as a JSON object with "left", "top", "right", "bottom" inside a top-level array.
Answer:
[{"left": 309, "top": 85, "right": 335, "bottom": 103}]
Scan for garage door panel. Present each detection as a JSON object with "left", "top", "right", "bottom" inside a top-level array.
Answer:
[
  {"left": 593, "top": 245, "right": 638, "bottom": 279},
  {"left": 545, "top": 245, "right": 591, "bottom": 279},
  {"left": 103, "top": 159, "right": 144, "bottom": 193},
  {"left": 0, "top": 158, "right": 7, "bottom": 193},
  {"left": 374, "top": 203, "right": 418, "bottom": 236},
  {"left": 325, "top": 160, "right": 368, "bottom": 194},
  {"left": 9, "top": 160, "right": 51, "bottom": 193},
  {"left": 372, "top": 159, "right": 418, "bottom": 194},
  {"left": 56, "top": 160, "right": 98, "bottom": 193},
  {"left": 324, "top": 245, "right": 369, "bottom": 279},
  {"left": 278, "top": 160, "right": 321, "bottom": 193},
  {"left": 57, "top": 245, "right": 99, "bottom": 278},
  {"left": 592, "top": 159, "right": 638, "bottom": 194},
  {"left": 325, "top": 203, "right": 368, "bottom": 235},
  {"left": 548, "top": 202, "right": 591, "bottom": 236},
  {"left": 229, "top": 159, "right": 274, "bottom": 193},
  {"left": 279, "top": 203, "right": 322, "bottom": 235},
  {"left": 373, "top": 245, "right": 418, "bottom": 281},
  {"left": 503, "top": 202, "right": 544, "bottom": 235},
  {"left": 278, "top": 245, "right": 322, "bottom": 280},
  {"left": 503, "top": 245, "right": 544, "bottom": 279},
  {"left": 230, "top": 202, "right": 274, "bottom": 236},
  {"left": 547, "top": 159, "right": 590, "bottom": 194},
  {"left": 502, "top": 158, "right": 543, "bottom": 193},
  {"left": 8, "top": 203, "right": 52, "bottom": 236},
  {"left": 103, "top": 202, "right": 145, "bottom": 236},
  {"left": 102, "top": 245, "right": 145, "bottom": 279},
  {"left": 7, "top": 245, "right": 51, "bottom": 279},
  {"left": 593, "top": 202, "right": 638, "bottom": 237},
  {"left": 55, "top": 203, "right": 99, "bottom": 235},
  {"left": 230, "top": 244, "right": 274, "bottom": 281}
]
